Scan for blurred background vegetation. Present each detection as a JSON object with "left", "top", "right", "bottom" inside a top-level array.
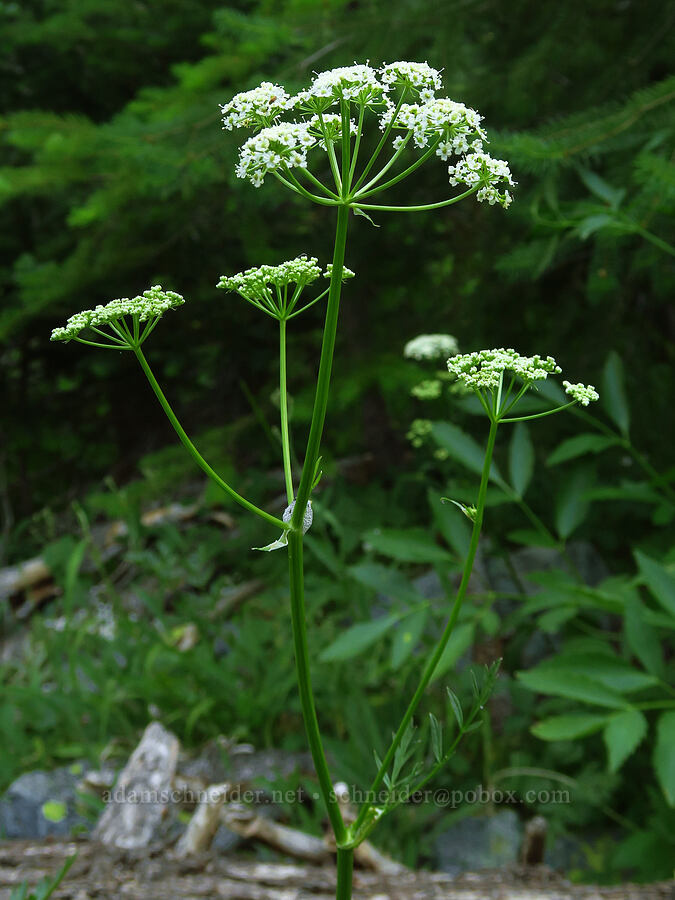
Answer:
[{"left": 1, "top": 0, "right": 674, "bottom": 884}]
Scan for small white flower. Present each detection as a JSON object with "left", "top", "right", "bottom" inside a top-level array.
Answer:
[
  {"left": 563, "top": 381, "right": 600, "bottom": 406},
  {"left": 292, "top": 64, "right": 385, "bottom": 111},
  {"left": 448, "top": 151, "right": 516, "bottom": 208},
  {"left": 404, "top": 333, "right": 459, "bottom": 361},
  {"left": 380, "top": 98, "right": 487, "bottom": 156},
  {"left": 220, "top": 82, "right": 292, "bottom": 130},
  {"left": 379, "top": 61, "right": 443, "bottom": 97},
  {"left": 51, "top": 286, "right": 185, "bottom": 343},
  {"left": 236, "top": 122, "right": 316, "bottom": 186}
]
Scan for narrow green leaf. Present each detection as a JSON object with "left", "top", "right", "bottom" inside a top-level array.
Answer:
[
  {"left": 508, "top": 422, "right": 534, "bottom": 497},
  {"left": 532, "top": 713, "right": 609, "bottom": 741},
  {"left": 390, "top": 607, "right": 428, "bottom": 670},
  {"left": 430, "top": 421, "right": 501, "bottom": 481},
  {"left": 604, "top": 709, "right": 647, "bottom": 773},
  {"left": 429, "top": 713, "right": 443, "bottom": 763},
  {"left": 624, "top": 594, "right": 665, "bottom": 678},
  {"left": 578, "top": 168, "right": 625, "bottom": 208},
  {"left": 525, "top": 652, "right": 657, "bottom": 693},
  {"left": 320, "top": 613, "right": 400, "bottom": 662},
  {"left": 363, "top": 528, "right": 452, "bottom": 564},
  {"left": 653, "top": 711, "right": 675, "bottom": 806},
  {"left": 555, "top": 467, "right": 593, "bottom": 539},
  {"left": 547, "top": 434, "right": 618, "bottom": 466},
  {"left": 577, "top": 213, "right": 615, "bottom": 239},
  {"left": 446, "top": 687, "right": 464, "bottom": 729},
  {"left": 602, "top": 351, "right": 630, "bottom": 436},
  {"left": 634, "top": 550, "right": 675, "bottom": 619}
]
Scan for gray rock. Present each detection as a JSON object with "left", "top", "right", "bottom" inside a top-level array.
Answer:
[
  {"left": 0, "top": 765, "right": 91, "bottom": 839},
  {"left": 434, "top": 810, "right": 522, "bottom": 876},
  {"left": 94, "top": 721, "right": 179, "bottom": 849}
]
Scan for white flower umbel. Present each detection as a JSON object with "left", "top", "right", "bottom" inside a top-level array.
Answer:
[
  {"left": 380, "top": 98, "right": 486, "bottom": 154},
  {"left": 379, "top": 61, "right": 443, "bottom": 100},
  {"left": 448, "top": 349, "right": 562, "bottom": 391},
  {"left": 292, "top": 64, "right": 385, "bottom": 112},
  {"left": 404, "top": 333, "right": 459, "bottom": 360},
  {"left": 220, "top": 82, "right": 292, "bottom": 131},
  {"left": 448, "top": 151, "right": 515, "bottom": 208},
  {"left": 563, "top": 381, "right": 600, "bottom": 406},
  {"left": 51, "top": 286, "right": 185, "bottom": 346},
  {"left": 235, "top": 122, "right": 316, "bottom": 187}
]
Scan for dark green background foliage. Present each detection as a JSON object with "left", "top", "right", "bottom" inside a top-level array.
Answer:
[{"left": 1, "top": 0, "right": 674, "bottom": 884}]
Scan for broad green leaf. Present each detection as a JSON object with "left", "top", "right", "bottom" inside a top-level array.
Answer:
[
  {"left": 430, "top": 422, "right": 501, "bottom": 481},
  {"left": 554, "top": 467, "right": 593, "bottom": 539},
  {"left": 320, "top": 613, "right": 400, "bottom": 662},
  {"left": 517, "top": 669, "right": 626, "bottom": 708},
  {"left": 547, "top": 434, "right": 618, "bottom": 466},
  {"left": 624, "top": 594, "right": 665, "bottom": 678},
  {"left": 349, "top": 562, "right": 419, "bottom": 603},
  {"left": 429, "top": 713, "right": 443, "bottom": 762},
  {"left": 446, "top": 687, "right": 464, "bottom": 729},
  {"left": 431, "top": 623, "right": 475, "bottom": 681},
  {"left": 363, "top": 528, "right": 452, "bottom": 564},
  {"left": 429, "top": 488, "right": 471, "bottom": 557},
  {"left": 602, "top": 351, "right": 630, "bottom": 436},
  {"left": 532, "top": 713, "right": 609, "bottom": 741},
  {"left": 578, "top": 168, "right": 625, "bottom": 208},
  {"left": 634, "top": 550, "right": 675, "bottom": 619},
  {"left": 508, "top": 423, "right": 534, "bottom": 497},
  {"left": 538, "top": 606, "right": 577, "bottom": 632},
  {"left": 604, "top": 709, "right": 647, "bottom": 773},
  {"left": 507, "top": 528, "right": 558, "bottom": 548},
  {"left": 653, "top": 711, "right": 675, "bottom": 806},
  {"left": 390, "top": 607, "right": 428, "bottom": 669},
  {"left": 529, "top": 652, "right": 658, "bottom": 692}
]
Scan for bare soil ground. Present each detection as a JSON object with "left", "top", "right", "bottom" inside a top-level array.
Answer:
[{"left": 1, "top": 839, "right": 673, "bottom": 900}]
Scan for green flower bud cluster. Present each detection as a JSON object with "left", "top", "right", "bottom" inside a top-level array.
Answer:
[
  {"left": 218, "top": 256, "right": 354, "bottom": 321},
  {"left": 447, "top": 348, "right": 562, "bottom": 391},
  {"left": 563, "top": 381, "right": 600, "bottom": 406},
  {"left": 218, "top": 256, "right": 323, "bottom": 298},
  {"left": 50, "top": 286, "right": 184, "bottom": 345}
]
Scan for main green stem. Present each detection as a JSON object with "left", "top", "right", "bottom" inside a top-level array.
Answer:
[
  {"left": 286, "top": 202, "right": 351, "bottom": 850},
  {"left": 279, "top": 319, "right": 294, "bottom": 504},
  {"left": 336, "top": 847, "right": 354, "bottom": 900},
  {"left": 133, "top": 347, "right": 285, "bottom": 530},
  {"left": 350, "top": 416, "right": 500, "bottom": 840}
]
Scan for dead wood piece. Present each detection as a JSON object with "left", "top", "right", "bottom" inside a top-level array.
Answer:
[
  {"left": 176, "top": 783, "right": 230, "bottom": 857},
  {"left": 520, "top": 816, "right": 548, "bottom": 866},
  {"left": 93, "top": 721, "right": 179, "bottom": 849},
  {"left": 222, "top": 804, "right": 330, "bottom": 863}
]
